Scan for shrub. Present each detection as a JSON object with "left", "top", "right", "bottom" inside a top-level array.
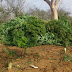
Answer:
[
  {"left": 45, "top": 19, "right": 72, "bottom": 47},
  {"left": 0, "top": 15, "right": 46, "bottom": 47},
  {"left": 37, "top": 32, "right": 56, "bottom": 45},
  {"left": 19, "top": 16, "right": 46, "bottom": 46},
  {"left": 37, "top": 32, "right": 62, "bottom": 46},
  {"left": 0, "top": 15, "right": 72, "bottom": 48},
  {"left": 0, "top": 23, "right": 6, "bottom": 43},
  {"left": 12, "top": 29, "right": 28, "bottom": 48}
]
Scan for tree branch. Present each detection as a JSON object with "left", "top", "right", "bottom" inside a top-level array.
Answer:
[
  {"left": 55, "top": 0, "right": 60, "bottom": 9},
  {"left": 44, "top": 0, "right": 51, "bottom": 8}
]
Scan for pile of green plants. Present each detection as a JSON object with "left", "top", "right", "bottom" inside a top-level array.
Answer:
[
  {"left": 0, "top": 15, "right": 72, "bottom": 48},
  {"left": 45, "top": 19, "right": 72, "bottom": 47},
  {"left": 0, "top": 15, "right": 46, "bottom": 48},
  {"left": 37, "top": 18, "right": 72, "bottom": 47},
  {"left": 37, "top": 32, "right": 56, "bottom": 45}
]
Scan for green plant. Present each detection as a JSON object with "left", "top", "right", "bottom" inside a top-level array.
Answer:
[
  {"left": 37, "top": 32, "right": 56, "bottom": 45},
  {"left": 0, "top": 15, "right": 72, "bottom": 48},
  {"left": 62, "top": 54, "right": 72, "bottom": 62},
  {"left": 12, "top": 29, "right": 28, "bottom": 48},
  {"left": 45, "top": 19, "right": 72, "bottom": 47},
  {"left": 15, "top": 57, "right": 21, "bottom": 59},
  {"left": 3, "top": 48, "right": 9, "bottom": 54},
  {"left": 54, "top": 58, "right": 58, "bottom": 60},
  {"left": 0, "top": 15, "right": 46, "bottom": 47},
  {"left": 9, "top": 50, "right": 16, "bottom": 56},
  {"left": 3, "top": 48, "right": 16, "bottom": 56}
]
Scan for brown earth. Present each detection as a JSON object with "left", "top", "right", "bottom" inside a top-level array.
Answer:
[{"left": 0, "top": 44, "right": 72, "bottom": 72}]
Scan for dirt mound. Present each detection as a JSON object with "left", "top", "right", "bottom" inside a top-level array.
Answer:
[{"left": 0, "top": 44, "right": 72, "bottom": 72}]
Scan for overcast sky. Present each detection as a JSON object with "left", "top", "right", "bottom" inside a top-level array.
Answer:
[
  {"left": 0, "top": 0, "right": 72, "bottom": 15},
  {"left": 25, "top": 0, "right": 72, "bottom": 14}
]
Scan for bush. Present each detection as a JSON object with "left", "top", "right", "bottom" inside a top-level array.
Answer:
[
  {"left": 0, "top": 15, "right": 72, "bottom": 48},
  {"left": 37, "top": 32, "right": 56, "bottom": 45},
  {"left": 0, "top": 15, "right": 46, "bottom": 47},
  {"left": 37, "top": 32, "right": 62, "bottom": 46},
  {"left": 12, "top": 29, "right": 28, "bottom": 48},
  {"left": 45, "top": 19, "right": 72, "bottom": 47}
]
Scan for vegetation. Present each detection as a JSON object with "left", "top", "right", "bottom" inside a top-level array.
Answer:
[
  {"left": 27, "top": 8, "right": 72, "bottom": 26},
  {"left": 3, "top": 48, "right": 16, "bottom": 56},
  {"left": 0, "top": 15, "right": 72, "bottom": 49},
  {"left": 0, "top": 16, "right": 46, "bottom": 48},
  {"left": 27, "top": 8, "right": 51, "bottom": 20},
  {"left": 45, "top": 19, "right": 72, "bottom": 47},
  {"left": 37, "top": 32, "right": 56, "bottom": 45},
  {"left": 0, "top": 3, "right": 72, "bottom": 49},
  {"left": 62, "top": 54, "right": 72, "bottom": 62}
]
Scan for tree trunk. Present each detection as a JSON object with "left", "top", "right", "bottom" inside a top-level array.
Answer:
[
  {"left": 44, "top": 0, "right": 60, "bottom": 20},
  {"left": 51, "top": 7, "right": 58, "bottom": 20}
]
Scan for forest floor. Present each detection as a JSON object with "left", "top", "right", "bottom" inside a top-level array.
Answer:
[{"left": 0, "top": 44, "right": 72, "bottom": 72}]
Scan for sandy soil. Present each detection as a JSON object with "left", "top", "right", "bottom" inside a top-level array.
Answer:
[{"left": 0, "top": 44, "right": 72, "bottom": 72}]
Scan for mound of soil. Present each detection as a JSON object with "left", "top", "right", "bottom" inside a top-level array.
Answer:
[{"left": 0, "top": 44, "right": 72, "bottom": 72}]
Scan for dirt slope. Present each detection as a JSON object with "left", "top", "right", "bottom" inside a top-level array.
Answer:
[{"left": 0, "top": 44, "right": 72, "bottom": 72}]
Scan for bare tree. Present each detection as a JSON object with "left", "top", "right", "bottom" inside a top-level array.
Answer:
[
  {"left": 44, "top": 0, "right": 60, "bottom": 20},
  {"left": 5, "top": 0, "right": 26, "bottom": 17},
  {"left": 27, "top": 8, "right": 51, "bottom": 20},
  {"left": 0, "top": 0, "right": 26, "bottom": 22}
]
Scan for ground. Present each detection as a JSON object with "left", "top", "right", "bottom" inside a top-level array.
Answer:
[{"left": 0, "top": 44, "right": 72, "bottom": 72}]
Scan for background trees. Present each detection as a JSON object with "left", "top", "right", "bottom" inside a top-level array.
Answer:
[{"left": 0, "top": 0, "right": 26, "bottom": 22}]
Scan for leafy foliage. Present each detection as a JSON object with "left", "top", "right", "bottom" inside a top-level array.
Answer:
[
  {"left": 45, "top": 19, "right": 72, "bottom": 47},
  {"left": 37, "top": 32, "right": 56, "bottom": 45},
  {"left": 0, "top": 15, "right": 72, "bottom": 48},
  {"left": 0, "top": 15, "right": 46, "bottom": 48}
]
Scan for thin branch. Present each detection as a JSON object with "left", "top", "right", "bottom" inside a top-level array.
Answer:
[
  {"left": 5, "top": 0, "right": 14, "bottom": 7},
  {"left": 17, "top": 0, "right": 26, "bottom": 12},
  {"left": 5, "top": 0, "right": 14, "bottom": 12},
  {"left": 44, "top": 0, "right": 51, "bottom": 7}
]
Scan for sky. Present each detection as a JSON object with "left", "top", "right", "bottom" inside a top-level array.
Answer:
[
  {"left": 0, "top": 0, "right": 72, "bottom": 15},
  {"left": 25, "top": 0, "right": 72, "bottom": 15}
]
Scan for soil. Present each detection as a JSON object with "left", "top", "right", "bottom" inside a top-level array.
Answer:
[{"left": 0, "top": 44, "right": 72, "bottom": 72}]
